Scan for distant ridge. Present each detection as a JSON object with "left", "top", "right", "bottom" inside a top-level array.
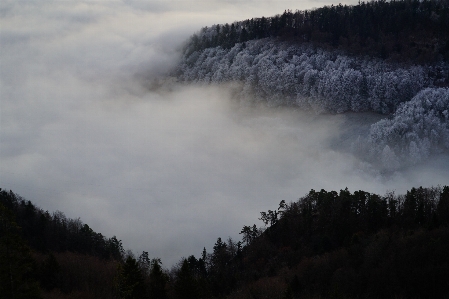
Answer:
[
  {"left": 183, "top": 0, "right": 449, "bottom": 63},
  {"left": 175, "top": 0, "right": 449, "bottom": 169}
]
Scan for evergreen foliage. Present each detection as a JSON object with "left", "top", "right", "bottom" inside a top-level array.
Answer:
[
  {"left": 219, "top": 186, "right": 449, "bottom": 298},
  {"left": 148, "top": 258, "right": 168, "bottom": 299},
  {"left": 184, "top": 0, "right": 449, "bottom": 63},
  {"left": 0, "top": 189, "right": 124, "bottom": 260},
  {"left": 116, "top": 255, "right": 146, "bottom": 299},
  {"left": 0, "top": 203, "right": 40, "bottom": 299},
  {"left": 174, "top": 259, "right": 200, "bottom": 299},
  {"left": 166, "top": 186, "right": 449, "bottom": 299},
  {"left": 2, "top": 185, "right": 449, "bottom": 298}
]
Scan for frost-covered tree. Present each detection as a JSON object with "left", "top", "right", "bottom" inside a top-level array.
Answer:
[
  {"left": 368, "top": 88, "right": 449, "bottom": 168},
  {"left": 176, "top": 39, "right": 441, "bottom": 114}
]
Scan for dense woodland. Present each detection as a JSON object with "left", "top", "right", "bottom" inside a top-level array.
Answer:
[
  {"left": 178, "top": 0, "right": 449, "bottom": 113},
  {"left": 366, "top": 87, "right": 449, "bottom": 168},
  {"left": 177, "top": 0, "right": 449, "bottom": 170},
  {"left": 184, "top": 0, "right": 449, "bottom": 62},
  {"left": 2, "top": 185, "right": 449, "bottom": 298}
]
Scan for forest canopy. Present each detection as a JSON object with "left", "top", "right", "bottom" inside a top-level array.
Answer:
[
  {"left": 184, "top": 0, "right": 449, "bottom": 63},
  {"left": 176, "top": 0, "right": 449, "bottom": 171},
  {"left": 2, "top": 186, "right": 449, "bottom": 298}
]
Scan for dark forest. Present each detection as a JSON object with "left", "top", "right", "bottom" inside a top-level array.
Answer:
[
  {"left": 2, "top": 185, "right": 449, "bottom": 298},
  {"left": 185, "top": 0, "right": 449, "bottom": 63}
]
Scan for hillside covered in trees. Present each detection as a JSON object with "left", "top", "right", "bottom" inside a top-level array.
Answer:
[
  {"left": 176, "top": 0, "right": 449, "bottom": 170},
  {"left": 183, "top": 0, "right": 449, "bottom": 62},
  {"left": 2, "top": 186, "right": 449, "bottom": 298}
]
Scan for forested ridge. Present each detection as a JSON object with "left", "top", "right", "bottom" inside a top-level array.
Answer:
[
  {"left": 178, "top": 0, "right": 449, "bottom": 113},
  {"left": 2, "top": 186, "right": 449, "bottom": 298},
  {"left": 184, "top": 0, "right": 449, "bottom": 62},
  {"left": 176, "top": 0, "right": 449, "bottom": 171}
]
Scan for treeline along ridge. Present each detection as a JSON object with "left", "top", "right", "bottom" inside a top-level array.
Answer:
[{"left": 2, "top": 186, "right": 449, "bottom": 298}]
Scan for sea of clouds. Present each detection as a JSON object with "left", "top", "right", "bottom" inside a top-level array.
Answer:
[{"left": 1, "top": 0, "right": 448, "bottom": 266}]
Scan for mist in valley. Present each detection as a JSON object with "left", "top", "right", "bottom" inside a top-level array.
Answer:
[{"left": 1, "top": 0, "right": 448, "bottom": 266}]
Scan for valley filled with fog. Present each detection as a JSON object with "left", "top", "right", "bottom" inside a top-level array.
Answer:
[{"left": 1, "top": 0, "right": 448, "bottom": 266}]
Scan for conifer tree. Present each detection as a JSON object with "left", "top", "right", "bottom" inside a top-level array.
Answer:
[
  {"left": 174, "top": 259, "right": 199, "bottom": 299},
  {"left": 116, "top": 255, "right": 146, "bottom": 299},
  {"left": 149, "top": 258, "right": 167, "bottom": 299},
  {"left": 0, "top": 204, "right": 40, "bottom": 299}
]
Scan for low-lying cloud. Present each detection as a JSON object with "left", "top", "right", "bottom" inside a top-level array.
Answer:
[{"left": 1, "top": 0, "right": 448, "bottom": 266}]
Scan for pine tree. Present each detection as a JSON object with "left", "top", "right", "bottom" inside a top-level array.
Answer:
[
  {"left": 174, "top": 259, "right": 199, "bottom": 299},
  {"left": 0, "top": 204, "right": 40, "bottom": 299},
  {"left": 149, "top": 258, "right": 167, "bottom": 299},
  {"left": 116, "top": 255, "right": 146, "bottom": 299}
]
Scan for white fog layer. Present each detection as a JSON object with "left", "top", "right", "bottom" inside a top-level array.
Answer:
[
  {"left": 1, "top": 0, "right": 448, "bottom": 266},
  {"left": 177, "top": 33, "right": 449, "bottom": 170}
]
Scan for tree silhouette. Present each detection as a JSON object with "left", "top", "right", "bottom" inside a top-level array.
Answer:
[
  {"left": 116, "top": 255, "right": 146, "bottom": 299},
  {"left": 174, "top": 259, "right": 199, "bottom": 299},
  {"left": 0, "top": 203, "right": 40, "bottom": 299},
  {"left": 149, "top": 258, "right": 167, "bottom": 299}
]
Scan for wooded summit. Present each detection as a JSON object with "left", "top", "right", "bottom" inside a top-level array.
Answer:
[{"left": 176, "top": 0, "right": 449, "bottom": 171}]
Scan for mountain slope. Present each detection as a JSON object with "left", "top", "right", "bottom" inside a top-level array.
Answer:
[
  {"left": 183, "top": 0, "right": 449, "bottom": 63},
  {"left": 175, "top": 0, "right": 449, "bottom": 169},
  {"left": 2, "top": 185, "right": 449, "bottom": 298}
]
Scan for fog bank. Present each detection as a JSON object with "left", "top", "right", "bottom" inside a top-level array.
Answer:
[{"left": 1, "top": 0, "right": 448, "bottom": 266}]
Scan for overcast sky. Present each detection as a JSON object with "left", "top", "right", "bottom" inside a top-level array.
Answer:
[{"left": 1, "top": 0, "right": 448, "bottom": 267}]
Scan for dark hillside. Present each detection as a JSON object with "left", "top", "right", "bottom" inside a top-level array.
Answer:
[
  {"left": 176, "top": 1, "right": 449, "bottom": 170},
  {"left": 185, "top": 0, "right": 449, "bottom": 63},
  {"left": 2, "top": 186, "right": 449, "bottom": 298},
  {"left": 171, "top": 186, "right": 449, "bottom": 299},
  {"left": 0, "top": 189, "right": 124, "bottom": 260},
  {"left": 0, "top": 189, "right": 125, "bottom": 299}
]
